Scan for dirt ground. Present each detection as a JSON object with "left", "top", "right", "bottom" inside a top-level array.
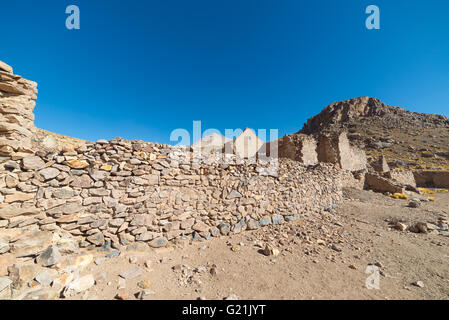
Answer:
[{"left": 61, "top": 188, "right": 449, "bottom": 300}]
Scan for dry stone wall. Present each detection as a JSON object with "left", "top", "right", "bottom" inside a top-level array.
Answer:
[
  {"left": 1, "top": 140, "right": 342, "bottom": 248},
  {"left": 413, "top": 171, "right": 449, "bottom": 188},
  {"left": 0, "top": 60, "right": 344, "bottom": 249}
]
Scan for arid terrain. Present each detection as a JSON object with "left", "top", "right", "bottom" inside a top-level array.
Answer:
[
  {"left": 1, "top": 60, "right": 449, "bottom": 301},
  {"left": 2, "top": 187, "right": 448, "bottom": 300}
]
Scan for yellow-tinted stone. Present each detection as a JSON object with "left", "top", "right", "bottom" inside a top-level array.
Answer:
[{"left": 66, "top": 160, "right": 89, "bottom": 169}]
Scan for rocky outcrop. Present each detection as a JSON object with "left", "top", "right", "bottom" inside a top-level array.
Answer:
[
  {"left": 0, "top": 61, "right": 38, "bottom": 153},
  {"left": 299, "top": 96, "right": 449, "bottom": 171},
  {"left": 301, "top": 96, "right": 449, "bottom": 135}
]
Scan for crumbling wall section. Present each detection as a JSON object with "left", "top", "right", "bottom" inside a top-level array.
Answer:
[
  {"left": 0, "top": 61, "right": 37, "bottom": 153},
  {"left": 317, "top": 131, "right": 367, "bottom": 172},
  {"left": 277, "top": 134, "right": 318, "bottom": 166},
  {"left": 413, "top": 171, "right": 449, "bottom": 188}
]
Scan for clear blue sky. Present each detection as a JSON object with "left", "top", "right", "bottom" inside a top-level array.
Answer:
[{"left": 2, "top": 0, "right": 448, "bottom": 144}]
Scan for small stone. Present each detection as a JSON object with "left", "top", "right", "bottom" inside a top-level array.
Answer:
[
  {"left": 331, "top": 244, "right": 342, "bottom": 252},
  {"left": 408, "top": 200, "right": 421, "bottom": 208},
  {"left": 259, "top": 217, "right": 271, "bottom": 227},
  {"left": 119, "top": 267, "right": 143, "bottom": 280},
  {"left": 35, "top": 270, "right": 57, "bottom": 287},
  {"left": 227, "top": 190, "right": 242, "bottom": 199},
  {"left": 66, "top": 160, "right": 89, "bottom": 169},
  {"left": 192, "top": 222, "right": 209, "bottom": 233},
  {"left": 95, "top": 272, "right": 107, "bottom": 283},
  {"left": 413, "top": 281, "right": 424, "bottom": 288},
  {"left": 374, "top": 262, "right": 383, "bottom": 268},
  {"left": 272, "top": 215, "right": 284, "bottom": 225},
  {"left": 219, "top": 223, "right": 230, "bottom": 236},
  {"left": 36, "top": 246, "right": 62, "bottom": 267},
  {"left": 136, "top": 289, "right": 155, "bottom": 300},
  {"left": 149, "top": 237, "right": 168, "bottom": 248},
  {"left": 117, "top": 277, "right": 126, "bottom": 289},
  {"left": 394, "top": 222, "right": 408, "bottom": 231},
  {"left": 209, "top": 227, "right": 220, "bottom": 237},
  {"left": 129, "top": 256, "right": 138, "bottom": 264},
  {"left": 416, "top": 223, "right": 428, "bottom": 234},
  {"left": 0, "top": 238, "right": 10, "bottom": 255},
  {"left": 87, "top": 233, "right": 105, "bottom": 246},
  {"left": 100, "top": 165, "right": 112, "bottom": 171},
  {"left": 224, "top": 293, "right": 239, "bottom": 300},
  {"left": 263, "top": 244, "right": 280, "bottom": 257},
  {"left": 94, "top": 258, "right": 106, "bottom": 265},
  {"left": 144, "top": 260, "right": 153, "bottom": 269},
  {"left": 39, "top": 168, "right": 60, "bottom": 180},
  {"left": 0, "top": 277, "right": 12, "bottom": 293},
  {"left": 64, "top": 274, "right": 95, "bottom": 296},
  {"left": 106, "top": 250, "right": 120, "bottom": 259},
  {"left": 137, "top": 278, "right": 151, "bottom": 289},
  {"left": 22, "top": 156, "right": 45, "bottom": 170},
  {"left": 115, "top": 289, "right": 128, "bottom": 300}
]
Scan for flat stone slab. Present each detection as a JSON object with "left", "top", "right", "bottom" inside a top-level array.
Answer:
[
  {"left": 0, "top": 277, "right": 12, "bottom": 292},
  {"left": 119, "top": 267, "right": 143, "bottom": 280}
]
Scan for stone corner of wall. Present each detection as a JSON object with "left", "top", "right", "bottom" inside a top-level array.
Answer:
[{"left": 0, "top": 60, "right": 38, "bottom": 154}]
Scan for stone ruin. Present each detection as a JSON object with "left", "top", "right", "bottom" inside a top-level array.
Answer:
[
  {"left": 276, "top": 134, "right": 318, "bottom": 166},
  {"left": 1, "top": 60, "right": 442, "bottom": 254},
  {"left": 0, "top": 61, "right": 38, "bottom": 152},
  {"left": 316, "top": 131, "right": 367, "bottom": 172},
  {"left": 0, "top": 61, "right": 343, "bottom": 250}
]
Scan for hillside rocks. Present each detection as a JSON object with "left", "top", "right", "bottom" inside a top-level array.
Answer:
[
  {"left": 0, "top": 61, "right": 38, "bottom": 152},
  {"left": 301, "top": 96, "right": 449, "bottom": 135},
  {"left": 299, "top": 96, "right": 449, "bottom": 171}
]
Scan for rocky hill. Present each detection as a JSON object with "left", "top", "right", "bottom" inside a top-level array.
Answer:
[{"left": 299, "top": 97, "right": 449, "bottom": 171}]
